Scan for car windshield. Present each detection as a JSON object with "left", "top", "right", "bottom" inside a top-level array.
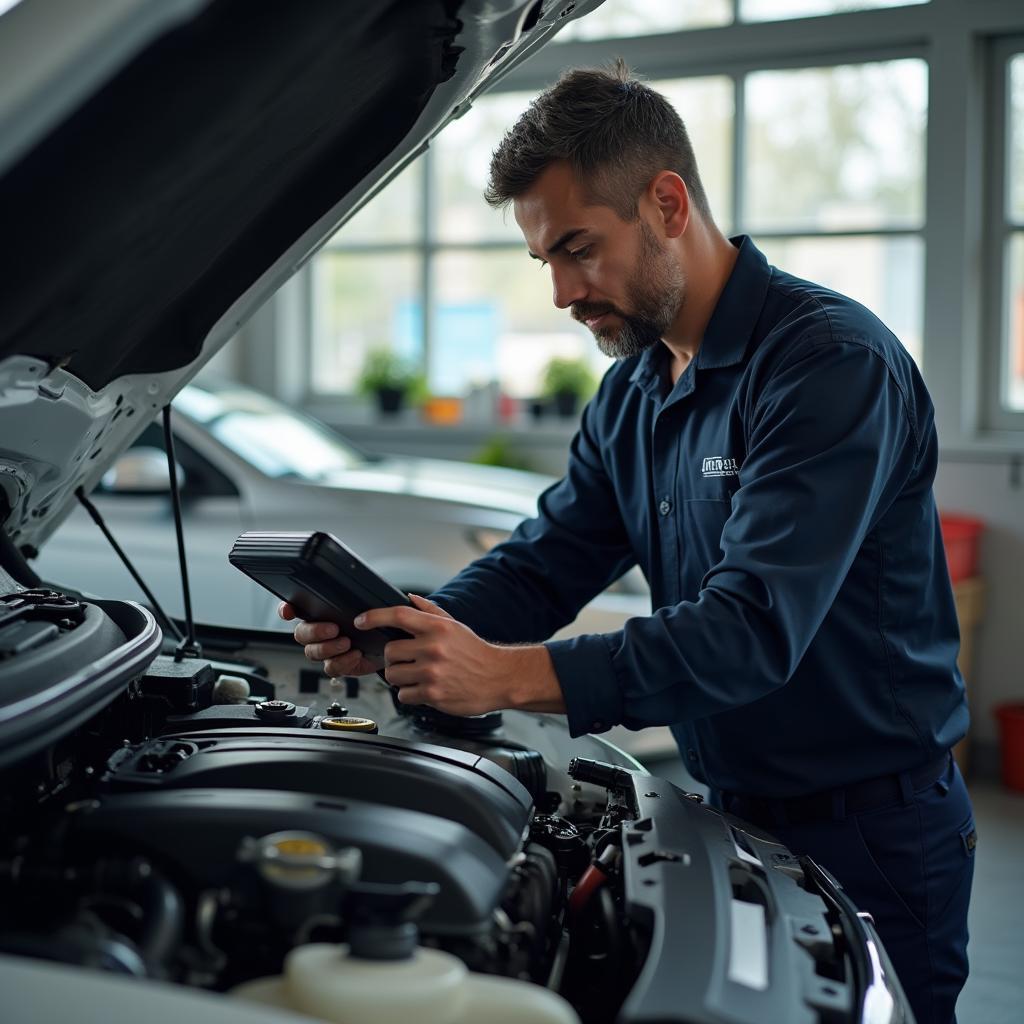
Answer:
[{"left": 174, "top": 383, "right": 366, "bottom": 481}]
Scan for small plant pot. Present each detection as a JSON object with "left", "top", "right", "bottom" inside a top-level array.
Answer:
[
  {"left": 553, "top": 390, "right": 579, "bottom": 418},
  {"left": 375, "top": 387, "right": 405, "bottom": 416},
  {"left": 421, "top": 396, "right": 462, "bottom": 425}
]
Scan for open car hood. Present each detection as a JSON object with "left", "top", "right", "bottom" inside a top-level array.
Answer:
[{"left": 0, "top": 0, "right": 601, "bottom": 555}]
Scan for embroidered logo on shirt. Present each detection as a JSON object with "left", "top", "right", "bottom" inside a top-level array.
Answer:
[{"left": 701, "top": 456, "right": 740, "bottom": 478}]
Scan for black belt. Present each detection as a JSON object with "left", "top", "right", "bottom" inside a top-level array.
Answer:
[{"left": 720, "top": 751, "right": 952, "bottom": 827}]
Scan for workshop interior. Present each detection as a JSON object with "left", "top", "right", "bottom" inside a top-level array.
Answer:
[{"left": 0, "top": 2, "right": 1022, "bottom": 1024}]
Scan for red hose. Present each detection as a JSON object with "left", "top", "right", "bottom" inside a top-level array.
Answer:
[{"left": 568, "top": 863, "right": 608, "bottom": 917}]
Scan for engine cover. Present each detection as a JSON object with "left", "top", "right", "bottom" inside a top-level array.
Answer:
[
  {"left": 59, "top": 786, "right": 508, "bottom": 935},
  {"left": 71, "top": 728, "right": 535, "bottom": 935},
  {"left": 102, "top": 728, "right": 533, "bottom": 857}
]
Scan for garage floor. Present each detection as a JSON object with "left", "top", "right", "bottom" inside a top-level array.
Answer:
[
  {"left": 958, "top": 781, "right": 1024, "bottom": 1024},
  {"left": 645, "top": 759, "right": 1024, "bottom": 1023}
]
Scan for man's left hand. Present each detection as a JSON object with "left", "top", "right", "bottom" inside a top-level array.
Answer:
[{"left": 354, "top": 594, "right": 565, "bottom": 717}]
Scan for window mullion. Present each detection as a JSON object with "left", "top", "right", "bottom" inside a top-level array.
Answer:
[
  {"left": 732, "top": 72, "right": 745, "bottom": 233},
  {"left": 421, "top": 149, "right": 435, "bottom": 385}
]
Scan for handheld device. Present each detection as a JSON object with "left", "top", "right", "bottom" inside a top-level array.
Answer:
[{"left": 228, "top": 531, "right": 412, "bottom": 660}]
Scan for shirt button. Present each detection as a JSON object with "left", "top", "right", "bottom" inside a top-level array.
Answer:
[
  {"left": 591, "top": 720, "right": 606, "bottom": 732},
  {"left": 687, "top": 748, "right": 698, "bottom": 762},
  {"left": 658, "top": 498, "right": 673, "bottom": 516}
]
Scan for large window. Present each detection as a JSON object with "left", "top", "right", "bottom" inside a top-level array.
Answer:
[
  {"left": 313, "top": 58, "right": 924, "bottom": 395},
  {"left": 747, "top": 59, "right": 927, "bottom": 360},
  {"left": 313, "top": 95, "right": 603, "bottom": 400},
  {"left": 313, "top": 76, "right": 735, "bottom": 400},
  {"left": 303, "top": 0, "right": 1024, "bottom": 445}
]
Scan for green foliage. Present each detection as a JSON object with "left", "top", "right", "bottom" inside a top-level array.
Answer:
[
  {"left": 472, "top": 436, "right": 533, "bottom": 471},
  {"left": 357, "top": 350, "right": 428, "bottom": 403},
  {"left": 540, "top": 356, "right": 598, "bottom": 399}
]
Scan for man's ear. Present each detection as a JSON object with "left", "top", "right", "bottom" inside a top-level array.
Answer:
[{"left": 648, "top": 171, "right": 690, "bottom": 239}]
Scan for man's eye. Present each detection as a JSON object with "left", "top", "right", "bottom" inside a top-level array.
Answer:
[{"left": 569, "top": 245, "right": 591, "bottom": 261}]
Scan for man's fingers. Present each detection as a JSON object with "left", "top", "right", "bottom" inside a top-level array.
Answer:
[
  {"left": 387, "top": 671, "right": 427, "bottom": 701},
  {"left": 278, "top": 602, "right": 297, "bottom": 621},
  {"left": 407, "top": 594, "right": 454, "bottom": 619},
  {"left": 304, "top": 636, "right": 352, "bottom": 661},
  {"left": 294, "top": 620, "right": 341, "bottom": 645},
  {"left": 382, "top": 638, "right": 419, "bottom": 665},
  {"left": 355, "top": 604, "right": 438, "bottom": 634},
  {"left": 323, "top": 649, "right": 365, "bottom": 677}
]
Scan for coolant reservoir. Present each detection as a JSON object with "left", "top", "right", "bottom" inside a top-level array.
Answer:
[
  {"left": 232, "top": 877, "right": 579, "bottom": 1023},
  {"left": 234, "top": 941, "right": 466, "bottom": 1024},
  {"left": 232, "top": 942, "right": 580, "bottom": 1024}
]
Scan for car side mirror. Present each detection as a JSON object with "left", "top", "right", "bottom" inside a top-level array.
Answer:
[{"left": 100, "top": 447, "right": 187, "bottom": 494}]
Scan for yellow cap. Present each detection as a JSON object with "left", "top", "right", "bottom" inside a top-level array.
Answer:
[
  {"left": 273, "top": 837, "right": 328, "bottom": 857},
  {"left": 321, "top": 716, "right": 377, "bottom": 732}
]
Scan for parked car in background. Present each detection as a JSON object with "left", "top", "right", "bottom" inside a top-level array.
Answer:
[{"left": 35, "top": 378, "right": 649, "bottom": 636}]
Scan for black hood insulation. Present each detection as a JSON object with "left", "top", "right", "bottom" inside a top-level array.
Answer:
[{"left": 0, "top": 0, "right": 463, "bottom": 390}]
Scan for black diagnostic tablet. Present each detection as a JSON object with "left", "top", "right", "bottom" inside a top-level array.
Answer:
[{"left": 228, "top": 531, "right": 413, "bottom": 661}]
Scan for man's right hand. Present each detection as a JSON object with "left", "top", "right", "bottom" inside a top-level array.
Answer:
[{"left": 279, "top": 602, "right": 381, "bottom": 677}]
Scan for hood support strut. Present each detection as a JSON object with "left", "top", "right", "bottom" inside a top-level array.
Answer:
[
  {"left": 162, "top": 405, "right": 201, "bottom": 662},
  {"left": 76, "top": 487, "right": 183, "bottom": 644}
]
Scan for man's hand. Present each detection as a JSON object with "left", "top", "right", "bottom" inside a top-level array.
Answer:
[
  {"left": 279, "top": 601, "right": 381, "bottom": 678},
  {"left": 280, "top": 595, "right": 566, "bottom": 717},
  {"left": 361, "top": 594, "right": 564, "bottom": 716}
]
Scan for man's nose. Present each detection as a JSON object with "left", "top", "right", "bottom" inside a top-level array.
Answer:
[{"left": 550, "top": 264, "right": 587, "bottom": 310}]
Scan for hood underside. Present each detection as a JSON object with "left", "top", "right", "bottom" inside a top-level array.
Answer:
[
  {"left": 1, "top": 0, "right": 462, "bottom": 390},
  {"left": 0, "top": 0, "right": 603, "bottom": 552}
]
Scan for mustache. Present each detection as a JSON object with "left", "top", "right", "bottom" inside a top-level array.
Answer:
[{"left": 571, "top": 302, "right": 622, "bottom": 323}]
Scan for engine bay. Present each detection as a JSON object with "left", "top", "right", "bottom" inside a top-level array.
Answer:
[{"left": 0, "top": 585, "right": 882, "bottom": 1024}]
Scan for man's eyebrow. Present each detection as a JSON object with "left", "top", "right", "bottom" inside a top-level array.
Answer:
[{"left": 528, "top": 227, "right": 588, "bottom": 261}]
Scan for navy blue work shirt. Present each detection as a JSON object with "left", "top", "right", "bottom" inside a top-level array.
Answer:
[{"left": 431, "top": 236, "right": 968, "bottom": 798}]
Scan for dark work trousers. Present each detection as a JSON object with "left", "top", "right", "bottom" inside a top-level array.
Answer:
[{"left": 717, "top": 754, "right": 975, "bottom": 1024}]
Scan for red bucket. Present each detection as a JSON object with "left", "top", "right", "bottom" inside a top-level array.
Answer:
[
  {"left": 995, "top": 703, "right": 1024, "bottom": 793},
  {"left": 939, "top": 514, "right": 984, "bottom": 583}
]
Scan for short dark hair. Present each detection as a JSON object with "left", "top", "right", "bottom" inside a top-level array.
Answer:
[{"left": 485, "top": 59, "right": 712, "bottom": 221}]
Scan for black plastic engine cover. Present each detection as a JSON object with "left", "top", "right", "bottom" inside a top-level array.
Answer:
[
  {"left": 102, "top": 728, "right": 533, "bottom": 858},
  {"left": 59, "top": 787, "right": 507, "bottom": 935}
]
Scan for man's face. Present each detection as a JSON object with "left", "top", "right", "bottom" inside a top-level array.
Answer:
[{"left": 513, "top": 161, "right": 685, "bottom": 359}]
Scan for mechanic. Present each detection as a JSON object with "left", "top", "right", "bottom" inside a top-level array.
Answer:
[{"left": 283, "top": 63, "right": 973, "bottom": 1024}]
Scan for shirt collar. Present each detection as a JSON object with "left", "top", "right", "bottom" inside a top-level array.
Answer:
[
  {"left": 628, "top": 235, "right": 771, "bottom": 395},
  {"left": 696, "top": 234, "right": 771, "bottom": 370}
]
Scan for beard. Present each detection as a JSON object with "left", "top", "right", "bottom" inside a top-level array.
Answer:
[{"left": 572, "top": 221, "right": 685, "bottom": 359}]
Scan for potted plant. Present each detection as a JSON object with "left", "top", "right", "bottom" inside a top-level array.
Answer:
[
  {"left": 357, "top": 349, "right": 426, "bottom": 416},
  {"left": 540, "top": 356, "right": 598, "bottom": 418}
]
